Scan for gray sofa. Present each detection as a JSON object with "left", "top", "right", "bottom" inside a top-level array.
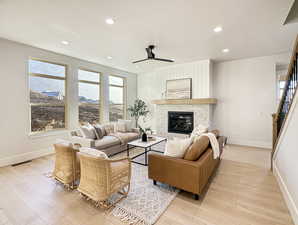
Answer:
[{"left": 69, "top": 126, "right": 140, "bottom": 156}]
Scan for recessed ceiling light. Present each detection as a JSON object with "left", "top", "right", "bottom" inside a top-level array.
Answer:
[
  {"left": 222, "top": 48, "right": 230, "bottom": 53},
  {"left": 107, "top": 56, "right": 113, "bottom": 59},
  {"left": 105, "top": 18, "right": 115, "bottom": 25},
  {"left": 213, "top": 26, "right": 223, "bottom": 33},
  {"left": 61, "top": 40, "right": 69, "bottom": 45}
]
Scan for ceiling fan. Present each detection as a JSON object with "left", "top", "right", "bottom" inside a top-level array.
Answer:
[{"left": 132, "top": 45, "right": 174, "bottom": 64}]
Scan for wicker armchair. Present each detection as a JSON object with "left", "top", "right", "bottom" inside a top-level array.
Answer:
[
  {"left": 53, "top": 143, "right": 80, "bottom": 189},
  {"left": 78, "top": 152, "right": 131, "bottom": 208}
]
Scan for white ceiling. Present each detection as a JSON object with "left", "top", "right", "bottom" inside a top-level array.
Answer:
[{"left": 0, "top": 0, "right": 297, "bottom": 73}]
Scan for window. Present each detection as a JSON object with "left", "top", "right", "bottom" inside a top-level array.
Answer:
[
  {"left": 78, "top": 69, "right": 101, "bottom": 125},
  {"left": 29, "top": 59, "right": 66, "bottom": 133},
  {"left": 279, "top": 80, "right": 286, "bottom": 100},
  {"left": 109, "top": 75, "right": 125, "bottom": 121}
]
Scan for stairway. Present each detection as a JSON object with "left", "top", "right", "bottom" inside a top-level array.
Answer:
[{"left": 271, "top": 35, "right": 298, "bottom": 170}]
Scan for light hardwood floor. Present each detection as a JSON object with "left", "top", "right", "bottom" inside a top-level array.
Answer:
[{"left": 0, "top": 145, "right": 293, "bottom": 225}]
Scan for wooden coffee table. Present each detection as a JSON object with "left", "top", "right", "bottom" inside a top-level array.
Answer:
[{"left": 127, "top": 136, "right": 167, "bottom": 166}]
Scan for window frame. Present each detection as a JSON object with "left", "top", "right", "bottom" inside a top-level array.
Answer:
[
  {"left": 279, "top": 81, "right": 285, "bottom": 98},
  {"left": 78, "top": 68, "right": 102, "bottom": 125},
  {"left": 109, "top": 74, "right": 127, "bottom": 121},
  {"left": 277, "top": 74, "right": 287, "bottom": 103},
  {"left": 29, "top": 58, "right": 68, "bottom": 134}
]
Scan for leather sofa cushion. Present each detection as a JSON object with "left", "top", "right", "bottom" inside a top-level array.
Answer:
[
  {"left": 183, "top": 136, "right": 210, "bottom": 161},
  {"left": 94, "top": 136, "right": 121, "bottom": 150}
]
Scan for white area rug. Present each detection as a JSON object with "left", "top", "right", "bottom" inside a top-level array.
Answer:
[{"left": 110, "top": 164, "right": 179, "bottom": 225}]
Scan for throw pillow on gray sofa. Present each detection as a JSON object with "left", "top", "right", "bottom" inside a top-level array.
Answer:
[
  {"left": 93, "top": 124, "right": 106, "bottom": 139},
  {"left": 118, "top": 119, "right": 133, "bottom": 131},
  {"left": 80, "top": 124, "right": 97, "bottom": 140}
]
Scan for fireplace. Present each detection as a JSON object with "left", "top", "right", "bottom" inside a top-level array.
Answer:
[{"left": 168, "top": 111, "right": 194, "bottom": 134}]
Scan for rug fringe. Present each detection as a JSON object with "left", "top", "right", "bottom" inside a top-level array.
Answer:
[{"left": 111, "top": 206, "right": 149, "bottom": 225}]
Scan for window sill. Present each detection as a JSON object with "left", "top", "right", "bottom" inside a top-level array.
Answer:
[{"left": 28, "top": 129, "right": 69, "bottom": 139}]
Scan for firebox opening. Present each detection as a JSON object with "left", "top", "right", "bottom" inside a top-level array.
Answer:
[{"left": 168, "top": 111, "right": 194, "bottom": 134}]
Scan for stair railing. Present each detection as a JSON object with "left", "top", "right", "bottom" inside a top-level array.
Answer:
[{"left": 271, "top": 35, "right": 298, "bottom": 169}]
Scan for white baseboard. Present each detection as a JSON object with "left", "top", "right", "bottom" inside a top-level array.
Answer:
[
  {"left": 273, "top": 161, "right": 298, "bottom": 225},
  {"left": 228, "top": 137, "right": 271, "bottom": 149},
  {"left": 0, "top": 148, "right": 54, "bottom": 167}
]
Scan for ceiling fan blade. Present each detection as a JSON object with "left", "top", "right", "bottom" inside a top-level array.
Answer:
[
  {"left": 132, "top": 58, "right": 149, "bottom": 64},
  {"left": 154, "top": 58, "right": 174, "bottom": 63}
]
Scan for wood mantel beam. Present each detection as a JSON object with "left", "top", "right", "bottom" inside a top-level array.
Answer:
[{"left": 151, "top": 98, "right": 217, "bottom": 105}]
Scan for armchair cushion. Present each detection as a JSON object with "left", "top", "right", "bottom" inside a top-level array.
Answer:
[
  {"left": 79, "top": 147, "right": 108, "bottom": 159},
  {"left": 55, "top": 139, "right": 73, "bottom": 147},
  {"left": 69, "top": 136, "right": 96, "bottom": 148}
]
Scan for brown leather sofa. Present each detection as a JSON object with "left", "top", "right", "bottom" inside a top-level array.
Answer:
[{"left": 148, "top": 133, "right": 226, "bottom": 200}]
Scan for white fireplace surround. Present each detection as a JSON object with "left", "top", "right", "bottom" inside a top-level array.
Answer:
[
  {"left": 155, "top": 104, "right": 212, "bottom": 138},
  {"left": 138, "top": 59, "right": 214, "bottom": 137}
]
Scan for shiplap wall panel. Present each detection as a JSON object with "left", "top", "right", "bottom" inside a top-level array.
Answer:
[{"left": 137, "top": 59, "right": 212, "bottom": 130}]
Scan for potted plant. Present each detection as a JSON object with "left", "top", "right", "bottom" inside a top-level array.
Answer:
[
  {"left": 127, "top": 99, "right": 150, "bottom": 128},
  {"left": 128, "top": 99, "right": 150, "bottom": 141}
]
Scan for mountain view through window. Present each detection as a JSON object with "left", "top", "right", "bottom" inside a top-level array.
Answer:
[
  {"left": 29, "top": 60, "right": 66, "bottom": 132},
  {"left": 78, "top": 69, "right": 101, "bottom": 125}
]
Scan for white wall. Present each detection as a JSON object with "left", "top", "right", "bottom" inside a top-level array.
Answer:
[
  {"left": 213, "top": 53, "right": 290, "bottom": 148},
  {"left": 273, "top": 90, "right": 298, "bottom": 225},
  {"left": 137, "top": 60, "right": 213, "bottom": 131},
  {"left": 0, "top": 38, "right": 137, "bottom": 166}
]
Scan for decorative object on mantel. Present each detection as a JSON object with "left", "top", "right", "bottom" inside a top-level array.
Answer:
[
  {"left": 152, "top": 98, "right": 217, "bottom": 105},
  {"left": 127, "top": 99, "right": 150, "bottom": 127},
  {"left": 166, "top": 78, "right": 192, "bottom": 99}
]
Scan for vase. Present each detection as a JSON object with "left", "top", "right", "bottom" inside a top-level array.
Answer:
[{"left": 142, "top": 133, "right": 147, "bottom": 142}]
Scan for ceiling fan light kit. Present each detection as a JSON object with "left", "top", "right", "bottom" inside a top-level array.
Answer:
[{"left": 133, "top": 45, "right": 174, "bottom": 64}]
